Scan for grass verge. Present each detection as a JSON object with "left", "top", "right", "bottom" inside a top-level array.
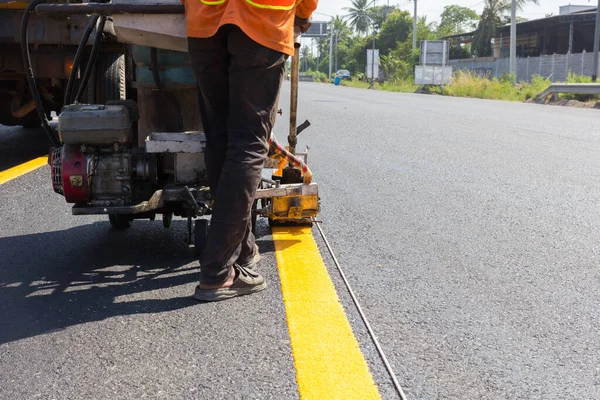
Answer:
[
  {"left": 341, "top": 79, "right": 419, "bottom": 93},
  {"left": 339, "top": 71, "right": 600, "bottom": 103}
]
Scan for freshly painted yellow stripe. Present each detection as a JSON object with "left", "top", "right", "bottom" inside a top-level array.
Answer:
[
  {"left": 0, "top": 157, "right": 48, "bottom": 185},
  {"left": 273, "top": 226, "right": 381, "bottom": 400}
]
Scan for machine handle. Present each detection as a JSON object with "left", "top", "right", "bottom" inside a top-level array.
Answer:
[{"left": 287, "top": 42, "right": 300, "bottom": 155}]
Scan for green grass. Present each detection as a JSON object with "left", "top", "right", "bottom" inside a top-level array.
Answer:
[
  {"left": 338, "top": 71, "right": 599, "bottom": 103},
  {"left": 433, "top": 71, "right": 552, "bottom": 102},
  {"left": 561, "top": 72, "right": 600, "bottom": 102},
  {"left": 341, "top": 79, "right": 419, "bottom": 93}
]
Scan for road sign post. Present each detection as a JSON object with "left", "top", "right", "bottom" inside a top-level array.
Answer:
[{"left": 366, "top": 49, "right": 379, "bottom": 80}]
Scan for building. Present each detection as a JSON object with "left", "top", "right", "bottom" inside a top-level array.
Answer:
[
  {"left": 443, "top": 6, "right": 600, "bottom": 82},
  {"left": 492, "top": 8, "right": 596, "bottom": 58},
  {"left": 444, "top": 6, "right": 597, "bottom": 59},
  {"left": 559, "top": 5, "right": 595, "bottom": 15}
]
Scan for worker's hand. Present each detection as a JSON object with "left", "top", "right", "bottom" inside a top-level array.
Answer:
[
  {"left": 294, "top": 16, "right": 312, "bottom": 34},
  {"left": 294, "top": 26, "right": 302, "bottom": 43}
]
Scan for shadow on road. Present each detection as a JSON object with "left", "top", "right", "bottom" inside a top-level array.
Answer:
[
  {"left": 0, "top": 218, "right": 274, "bottom": 345},
  {"left": 0, "top": 126, "right": 52, "bottom": 171}
]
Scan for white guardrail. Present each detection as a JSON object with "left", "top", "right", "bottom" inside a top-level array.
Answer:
[{"left": 536, "top": 83, "right": 600, "bottom": 102}]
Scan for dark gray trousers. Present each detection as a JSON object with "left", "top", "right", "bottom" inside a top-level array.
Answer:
[{"left": 188, "top": 25, "right": 286, "bottom": 284}]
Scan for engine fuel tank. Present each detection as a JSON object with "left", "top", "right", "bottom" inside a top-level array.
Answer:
[{"left": 58, "top": 104, "right": 132, "bottom": 145}]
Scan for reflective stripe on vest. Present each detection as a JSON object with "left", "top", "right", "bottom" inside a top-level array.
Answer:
[
  {"left": 199, "top": 0, "right": 295, "bottom": 10},
  {"left": 244, "top": 0, "right": 295, "bottom": 10}
]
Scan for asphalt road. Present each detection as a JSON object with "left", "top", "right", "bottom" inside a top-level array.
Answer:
[{"left": 2, "top": 83, "right": 600, "bottom": 399}]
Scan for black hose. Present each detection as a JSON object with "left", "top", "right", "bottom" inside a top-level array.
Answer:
[
  {"left": 35, "top": 3, "right": 184, "bottom": 16},
  {"left": 74, "top": 16, "right": 107, "bottom": 103},
  {"left": 20, "top": 0, "right": 60, "bottom": 146},
  {"left": 64, "top": 15, "right": 100, "bottom": 105},
  {"left": 151, "top": 47, "right": 184, "bottom": 131}
]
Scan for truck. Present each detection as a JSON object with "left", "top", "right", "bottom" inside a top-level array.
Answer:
[{"left": 0, "top": 0, "right": 125, "bottom": 128}]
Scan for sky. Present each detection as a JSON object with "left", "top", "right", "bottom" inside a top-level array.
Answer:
[{"left": 313, "top": 0, "right": 596, "bottom": 23}]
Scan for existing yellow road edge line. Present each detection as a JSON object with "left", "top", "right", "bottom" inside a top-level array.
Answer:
[
  {"left": 273, "top": 226, "right": 381, "bottom": 399},
  {"left": 0, "top": 157, "right": 48, "bottom": 185}
]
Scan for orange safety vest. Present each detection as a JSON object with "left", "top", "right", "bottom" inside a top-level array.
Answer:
[
  {"left": 185, "top": 0, "right": 318, "bottom": 56},
  {"left": 201, "top": 0, "right": 296, "bottom": 10}
]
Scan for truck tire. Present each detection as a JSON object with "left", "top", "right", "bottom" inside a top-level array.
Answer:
[
  {"left": 84, "top": 52, "right": 126, "bottom": 104},
  {"left": 97, "top": 52, "right": 126, "bottom": 103}
]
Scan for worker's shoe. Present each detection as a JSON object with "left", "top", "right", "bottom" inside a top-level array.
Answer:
[
  {"left": 193, "top": 264, "right": 266, "bottom": 302},
  {"left": 238, "top": 245, "right": 261, "bottom": 271}
]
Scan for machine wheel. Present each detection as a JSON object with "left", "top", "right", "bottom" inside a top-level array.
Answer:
[
  {"left": 195, "top": 219, "right": 209, "bottom": 256},
  {"left": 162, "top": 212, "right": 173, "bottom": 228},
  {"left": 109, "top": 214, "right": 131, "bottom": 230},
  {"left": 251, "top": 199, "right": 259, "bottom": 234},
  {"left": 251, "top": 181, "right": 264, "bottom": 234},
  {"left": 21, "top": 119, "right": 41, "bottom": 129}
]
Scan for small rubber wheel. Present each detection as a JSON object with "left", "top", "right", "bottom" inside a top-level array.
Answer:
[
  {"left": 194, "top": 219, "right": 209, "bottom": 256},
  {"left": 163, "top": 212, "right": 173, "bottom": 228},
  {"left": 22, "top": 119, "right": 41, "bottom": 129},
  {"left": 251, "top": 199, "right": 259, "bottom": 234},
  {"left": 109, "top": 214, "right": 131, "bottom": 230}
]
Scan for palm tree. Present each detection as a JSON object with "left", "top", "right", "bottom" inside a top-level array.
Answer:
[
  {"left": 334, "top": 16, "right": 352, "bottom": 39},
  {"left": 472, "top": 0, "right": 539, "bottom": 57},
  {"left": 300, "top": 45, "right": 311, "bottom": 72},
  {"left": 345, "top": 0, "right": 372, "bottom": 36}
]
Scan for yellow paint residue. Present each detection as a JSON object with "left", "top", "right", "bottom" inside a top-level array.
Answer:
[
  {"left": 0, "top": 157, "right": 48, "bottom": 185},
  {"left": 273, "top": 226, "right": 381, "bottom": 400}
]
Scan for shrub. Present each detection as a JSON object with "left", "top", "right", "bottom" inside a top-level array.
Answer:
[
  {"left": 303, "top": 69, "right": 328, "bottom": 83},
  {"left": 437, "top": 71, "right": 551, "bottom": 102},
  {"left": 561, "top": 73, "right": 599, "bottom": 102}
]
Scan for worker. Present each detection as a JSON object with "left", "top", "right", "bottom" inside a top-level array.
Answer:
[{"left": 183, "top": 0, "right": 318, "bottom": 302}]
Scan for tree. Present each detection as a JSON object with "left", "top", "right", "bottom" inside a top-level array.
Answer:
[
  {"left": 300, "top": 45, "right": 316, "bottom": 72},
  {"left": 368, "top": 5, "right": 398, "bottom": 32},
  {"left": 345, "top": 0, "right": 372, "bottom": 36},
  {"left": 377, "top": 10, "right": 412, "bottom": 56},
  {"left": 333, "top": 15, "right": 352, "bottom": 40},
  {"left": 332, "top": 17, "right": 352, "bottom": 71},
  {"left": 472, "top": 0, "right": 539, "bottom": 57},
  {"left": 378, "top": 15, "right": 437, "bottom": 82},
  {"left": 438, "top": 5, "right": 479, "bottom": 36},
  {"left": 416, "top": 16, "right": 437, "bottom": 43}
]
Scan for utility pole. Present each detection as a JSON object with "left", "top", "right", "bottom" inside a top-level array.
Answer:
[
  {"left": 593, "top": 0, "right": 600, "bottom": 82},
  {"left": 328, "top": 18, "right": 334, "bottom": 81},
  {"left": 372, "top": 0, "right": 376, "bottom": 85},
  {"left": 509, "top": 0, "right": 517, "bottom": 76},
  {"left": 371, "top": 36, "right": 376, "bottom": 85},
  {"left": 335, "top": 32, "right": 339, "bottom": 72},
  {"left": 412, "top": 0, "right": 417, "bottom": 51}
]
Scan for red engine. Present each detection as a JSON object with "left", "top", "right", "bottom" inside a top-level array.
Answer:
[{"left": 49, "top": 145, "right": 90, "bottom": 203}]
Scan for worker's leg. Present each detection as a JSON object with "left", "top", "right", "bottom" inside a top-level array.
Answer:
[
  {"left": 198, "top": 26, "right": 286, "bottom": 285},
  {"left": 188, "top": 29, "right": 229, "bottom": 199}
]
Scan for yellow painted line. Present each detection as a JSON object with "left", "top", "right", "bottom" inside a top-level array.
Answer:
[
  {"left": 0, "top": 157, "right": 48, "bottom": 185},
  {"left": 273, "top": 226, "right": 381, "bottom": 400}
]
